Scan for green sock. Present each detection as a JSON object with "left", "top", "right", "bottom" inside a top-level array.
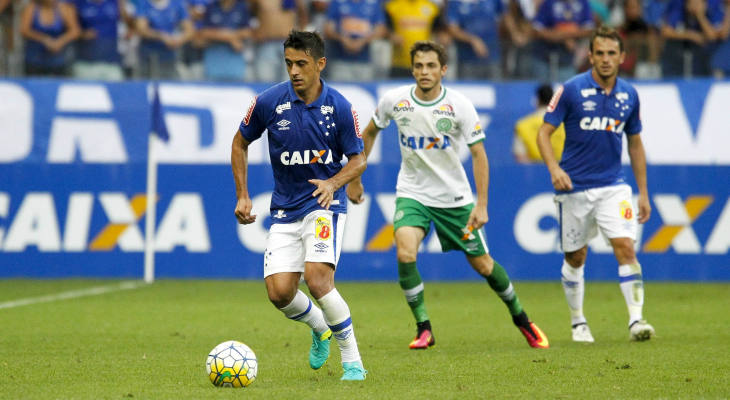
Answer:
[
  {"left": 486, "top": 260, "right": 523, "bottom": 316},
  {"left": 398, "top": 261, "right": 429, "bottom": 323}
]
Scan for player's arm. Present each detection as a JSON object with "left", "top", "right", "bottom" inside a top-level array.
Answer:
[
  {"left": 627, "top": 133, "right": 651, "bottom": 224},
  {"left": 537, "top": 121, "right": 572, "bottom": 191},
  {"left": 346, "top": 119, "right": 381, "bottom": 204},
  {"left": 231, "top": 131, "right": 257, "bottom": 224},
  {"left": 468, "top": 142, "right": 489, "bottom": 230}
]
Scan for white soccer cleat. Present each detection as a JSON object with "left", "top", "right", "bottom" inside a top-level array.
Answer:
[
  {"left": 629, "top": 320, "right": 655, "bottom": 342},
  {"left": 572, "top": 323, "right": 595, "bottom": 343}
]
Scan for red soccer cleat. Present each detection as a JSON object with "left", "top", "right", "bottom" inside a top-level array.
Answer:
[
  {"left": 409, "top": 329, "right": 436, "bottom": 349},
  {"left": 518, "top": 322, "right": 549, "bottom": 349}
]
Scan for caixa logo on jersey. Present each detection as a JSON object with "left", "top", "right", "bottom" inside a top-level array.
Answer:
[
  {"left": 280, "top": 150, "right": 334, "bottom": 165},
  {"left": 580, "top": 116, "right": 626, "bottom": 133},
  {"left": 400, "top": 135, "right": 452, "bottom": 150},
  {"left": 0, "top": 192, "right": 211, "bottom": 253}
]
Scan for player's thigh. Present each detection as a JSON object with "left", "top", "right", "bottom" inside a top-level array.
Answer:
[
  {"left": 264, "top": 222, "right": 305, "bottom": 278},
  {"left": 393, "top": 197, "right": 432, "bottom": 235},
  {"left": 302, "top": 210, "right": 346, "bottom": 269},
  {"left": 555, "top": 191, "right": 598, "bottom": 252},
  {"left": 430, "top": 204, "right": 489, "bottom": 257},
  {"left": 595, "top": 184, "right": 637, "bottom": 241}
]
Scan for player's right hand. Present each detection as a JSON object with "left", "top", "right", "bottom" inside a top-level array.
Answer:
[
  {"left": 234, "top": 197, "right": 257, "bottom": 225},
  {"left": 346, "top": 180, "right": 365, "bottom": 204},
  {"left": 550, "top": 168, "right": 573, "bottom": 192}
]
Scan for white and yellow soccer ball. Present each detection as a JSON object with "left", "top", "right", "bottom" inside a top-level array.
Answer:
[{"left": 206, "top": 341, "right": 258, "bottom": 388}]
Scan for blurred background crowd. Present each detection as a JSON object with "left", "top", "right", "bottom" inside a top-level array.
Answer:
[{"left": 0, "top": 0, "right": 728, "bottom": 82}]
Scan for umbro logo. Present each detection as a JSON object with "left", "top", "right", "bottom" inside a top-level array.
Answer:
[
  {"left": 277, "top": 119, "right": 291, "bottom": 130},
  {"left": 314, "top": 242, "right": 328, "bottom": 250}
]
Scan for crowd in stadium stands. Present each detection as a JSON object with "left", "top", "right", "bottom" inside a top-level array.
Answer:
[{"left": 0, "top": 0, "right": 728, "bottom": 81}]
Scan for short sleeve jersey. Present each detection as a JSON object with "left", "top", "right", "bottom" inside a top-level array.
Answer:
[
  {"left": 447, "top": 0, "right": 504, "bottom": 62},
  {"left": 544, "top": 70, "right": 642, "bottom": 193},
  {"left": 664, "top": 0, "right": 724, "bottom": 31},
  {"left": 326, "top": 0, "right": 385, "bottom": 63},
  {"left": 68, "top": 0, "right": 120, "bottom": 62},
  {"left": 372, "top": 85, "right": 485, "bottom": 208},
  {"left": 239, "top": 81, "right": 364, "bottom": 223},
  {"left": 203, "top": 0, "right": 250, "bottom": 30}
]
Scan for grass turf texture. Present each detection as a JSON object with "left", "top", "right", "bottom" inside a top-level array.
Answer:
[{"left": 0, "top": 280, "right": 728, "bottom": 399}]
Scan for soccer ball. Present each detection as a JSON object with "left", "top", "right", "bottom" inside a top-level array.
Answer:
[{"left": 206, "top": 341, "right": 258, "bottom": 388}]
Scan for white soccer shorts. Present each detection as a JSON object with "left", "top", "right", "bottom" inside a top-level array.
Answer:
[
  {"left": 263, "top": 210, "right": 346, "bottom": 278},
  {"left": 554, "top": 184, "right": 637, "bottom": 252}
]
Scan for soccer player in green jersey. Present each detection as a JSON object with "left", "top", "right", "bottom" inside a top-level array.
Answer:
[{"left": 346, "top": 40, "right": 549, "bottom": 350}]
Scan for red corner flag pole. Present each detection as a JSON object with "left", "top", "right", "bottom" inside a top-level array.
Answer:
[{"left": 144, "top": 84, "right": 170, "bottom": 284}]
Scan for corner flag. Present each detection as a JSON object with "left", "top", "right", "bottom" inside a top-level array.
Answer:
[{"left": 145, "top": 84, "right": 170, "bottom": 283}]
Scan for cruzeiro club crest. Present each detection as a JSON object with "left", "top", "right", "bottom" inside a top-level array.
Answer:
[{"left": 436, "top": 118, "right": 452, "bottom": 133}]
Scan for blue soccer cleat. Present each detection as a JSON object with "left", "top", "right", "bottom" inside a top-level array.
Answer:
[
  {"left": 341, "top": 361, "right": 368, "bottom": 381},
  {"left": 309, "top": 329, "right": 332, "bottom": 370}
]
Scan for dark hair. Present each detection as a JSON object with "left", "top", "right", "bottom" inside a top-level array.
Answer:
[
  {"left": 589, "top": 25, "right": 624, "bottom": 53},
  {"left": 283, "top": 30, "right": 326, "bottom": 60},
  {"left": 537, "top": 84, "right": 553, "bottom": 106},
  {"left": 410, "top": 40, "right": 448, "bottom": 67}
]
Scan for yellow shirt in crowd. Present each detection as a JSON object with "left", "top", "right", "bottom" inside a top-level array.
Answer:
[{"left": 385, "top": 0, "right": 440, "bottom": 69}]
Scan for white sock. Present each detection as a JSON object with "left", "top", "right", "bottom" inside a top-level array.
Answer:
[
  {"left": 316, "top": 288, "right": 361, "bottom": 363},
  {"left": 561, "top": 260, "right": 587, "bottom": 326},
  {"left": 619, "top": 263, "right": 644, "bottom": 326},
  {"left": 278, "top": 290, "right": 328, "bottom": 334}
]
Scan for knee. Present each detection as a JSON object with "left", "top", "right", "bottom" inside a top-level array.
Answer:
[
  {"left": 470, "top": 254, "right": 494, "bottom": 277},
  {"left": 396, "top": 246, "right": 417, "bottom": 264},
  {"left": 305, "top": 279, "right": 332, "bottom": 300},
  {"left": 267, "top": 287, "right": 295, "bottom": 309},
  {"left": 612, "top": 239, "right": 637, "bottom": 264},
  {"left": 565, "top": 247, "right": 588, "bottom": 267}
]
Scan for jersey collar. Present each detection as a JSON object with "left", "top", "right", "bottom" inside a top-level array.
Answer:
[
  {"left": 287, "top": 79, "right": 329, "bottom": 108},
  {"left": 585, "top": 69, "right": 622, "bottom": 94},
  {"left": 410, "top": 84, "right": 447, "bottom": 107}
]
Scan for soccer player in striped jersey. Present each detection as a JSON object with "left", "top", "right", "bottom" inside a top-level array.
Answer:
[{"left": 347, "top": 40, "right": 549, "bottom": 350}]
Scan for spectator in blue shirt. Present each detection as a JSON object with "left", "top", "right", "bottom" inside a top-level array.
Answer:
[
  {"left": 532, "top": 0, "right": 594, "bottom": 82},
  {"left": 69, "top": 0, "right": 131, "bottom": 80},
  {"left": 644, "top": 0, "right": 673, "bottom": 27},
  {"left": 661, "top": 0, "right": 724, "bottom": 77},
  {"left": 135, "top": 0, "right": 194, "bottom": 79},
  {"left": 20, "top": 0, "right": 81, "bottom": 76},
  {"left": 199, "top": 0, "right": 252, "bottom": 81},
  {"left": 447, "top": 0, "right": 506, "bottom": 80},
  {"left": 181, "top": 0, "right": 210, "bottom": 80},
  {"left": 711, "top": 0, "right": 730, "bottom": 77},
  {"left": 323, "top": 0, "right": 386, "bottom": 82}
]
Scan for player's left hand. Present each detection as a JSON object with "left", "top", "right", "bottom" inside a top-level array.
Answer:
[
  {"left": 309, "top": 179, "right": 336, "bottom": 210},
  {"left": 467, "top": 206, "right": 489, "bottom": 230},
  {"left": 637, "top": 193, "right": 651, "bottom": 224}
]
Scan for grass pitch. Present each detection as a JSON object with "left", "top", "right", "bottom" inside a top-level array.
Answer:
[{"left": 0, "top": 280, "right": 728, "bottom": 399}]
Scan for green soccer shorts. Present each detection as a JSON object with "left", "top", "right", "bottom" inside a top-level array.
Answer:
[{"left": 392, "top": 197, "right": 489, "bottom": 256}]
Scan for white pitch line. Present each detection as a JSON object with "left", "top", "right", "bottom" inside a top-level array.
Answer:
[{"left": 0, "top": 281, "right": 147, "bottom": 310}]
